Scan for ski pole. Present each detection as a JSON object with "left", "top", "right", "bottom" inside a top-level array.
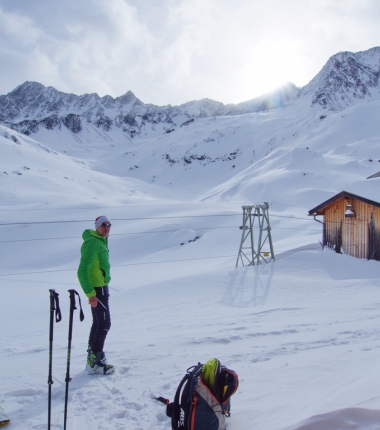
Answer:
[
  {"left": 48, "top": 289, "right": 62, "bottom": 430},
  {"left": 63, "top": 289, "right": 84, "bottom": 430}
]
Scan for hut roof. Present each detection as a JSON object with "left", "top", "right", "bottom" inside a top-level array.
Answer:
[
  {"left": 308, "top": 191, "right": 380, "bottom": 216},
  {"left": 367, "top": 172, "right": 380, "bottom": 179}
]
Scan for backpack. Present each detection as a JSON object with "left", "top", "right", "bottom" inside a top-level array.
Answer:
[{"left": 156, "top": 358, "right": 239, "bottom": 430}]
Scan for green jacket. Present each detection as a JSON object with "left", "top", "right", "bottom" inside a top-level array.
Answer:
[{"left": 77, "top": 229, "right": 111, "bottom": 298}]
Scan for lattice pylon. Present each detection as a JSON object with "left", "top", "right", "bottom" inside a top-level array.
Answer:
[{"left": 236, "top": 203, "right": 275, "bottom": 267}]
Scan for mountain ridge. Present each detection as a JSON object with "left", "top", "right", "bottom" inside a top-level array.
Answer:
[
  {"left": 0, "top": 80, "right": 298, "bottom": 139},
  {"left": 1, "top": 47, "right": 379, "bottom": 142}
]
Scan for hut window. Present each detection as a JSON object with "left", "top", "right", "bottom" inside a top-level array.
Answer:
[{"left": 345, "top": 203, "right": 355, "bottom": 218}]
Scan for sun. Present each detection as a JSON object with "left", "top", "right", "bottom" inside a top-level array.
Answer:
[{"left": 240, "top": 38, "right": 312, "bottom": 100}]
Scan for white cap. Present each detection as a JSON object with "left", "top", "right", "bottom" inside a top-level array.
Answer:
[{"left": 95, "top": 215, "right": 110, "bottom": 229}]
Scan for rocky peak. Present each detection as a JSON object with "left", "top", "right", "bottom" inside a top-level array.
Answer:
[
  {"left": 115, "top": 90, "right": 139, "bottom": 106},
  {"left": 10, "top": 81, "right": 46, "bottom": 98},
  {"left": 300, "top": 47, "right": 380, "bottom": 110},
  {"left": 0, "top": 82, "right": 46, "bottom": 120}
]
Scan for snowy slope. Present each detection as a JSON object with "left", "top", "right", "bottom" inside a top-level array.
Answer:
[
  {"left": 2, "top": 206, "right": 380, "bottom": 430},
  {"left": 0, "top": 124, "right": 176, "bottom": 206},
  {"left": 200, "top": 97, "right": 380, "bottom": 207}
]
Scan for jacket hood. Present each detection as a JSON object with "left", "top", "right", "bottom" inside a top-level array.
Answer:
[{"left": 82, "top": 229, "right": 108, "bottom": 242}]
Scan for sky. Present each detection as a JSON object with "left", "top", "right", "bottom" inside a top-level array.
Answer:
[{"left": 0, "top": 0, "right": 379, "bottom": 106}]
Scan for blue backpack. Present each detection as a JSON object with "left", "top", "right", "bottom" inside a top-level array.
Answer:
[{"left": 156, "top": 359, "right": 239, "bottom": 430}]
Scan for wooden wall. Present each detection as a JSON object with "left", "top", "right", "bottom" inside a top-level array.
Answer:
[{"left": 323, "top": 197, "right": 380, "bottom": 260}]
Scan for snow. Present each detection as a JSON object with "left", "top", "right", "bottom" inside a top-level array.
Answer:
[{"left": 1, "top": 76, "right": 380, "bottom": 430}]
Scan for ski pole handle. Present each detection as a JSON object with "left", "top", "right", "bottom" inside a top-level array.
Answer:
[
  {"left": 49, "top": 289, "right": 62, "bottom": 323},
  {"left": 68, "top": 289, "right": 85, "bottom": 321}
]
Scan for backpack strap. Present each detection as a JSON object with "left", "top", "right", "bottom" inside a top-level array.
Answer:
[
  {"left": 155, "top": 365, "right": 199, "bottom": 418},
  {"left": 176, "top": 363, "right": 203, "bottom": 429},
  {"left": 171, "top": 372, "right": 191, "bottom": 420},
  {"left": 165, "top": 363, "right": 202, "bottom": 430}
]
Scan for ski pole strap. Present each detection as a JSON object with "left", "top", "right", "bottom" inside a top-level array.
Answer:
[
  {"left": 68, "top": 289, "right": 85, "bottom": 322},
  {"left": 49, "top": 289, "right": 62, "bottom": 323},
  {"left": 75, "top": 290, "right": 85, "bottom": 322}
]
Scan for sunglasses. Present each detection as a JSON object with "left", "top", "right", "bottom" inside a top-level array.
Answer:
[{"left": 100, "top": 223, "right": 112, "bottom": 228}]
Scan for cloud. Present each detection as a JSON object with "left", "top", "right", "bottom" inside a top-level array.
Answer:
[{"left": 0, "top": 0, "right": 379, "bottom": 105}]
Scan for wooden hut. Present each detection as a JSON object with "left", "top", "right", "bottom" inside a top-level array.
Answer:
[{"left": 308, "top": 191, "right": 380, "bottom": 260}]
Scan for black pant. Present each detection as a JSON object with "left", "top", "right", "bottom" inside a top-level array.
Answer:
[{"left": 88, "top": 286, "right": 111, "bottom": 354}]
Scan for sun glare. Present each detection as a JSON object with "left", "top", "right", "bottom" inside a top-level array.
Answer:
[{"left": 242, "top": 38, "right": 310, "bottom": 100}]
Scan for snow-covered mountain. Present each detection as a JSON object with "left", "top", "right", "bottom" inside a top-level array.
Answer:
[
  {"left": 0, "top": 80, "right": 298, "bottom": 140},
  {"left": 298, "top": 46, "right": 380, "bottom": 110},
  {"left": 1, "top": 47, "right": 379, "bottom": 145},
  {"left": 0, "top": 48, "right": 380, "bottom": 207},
  {"left": 1, "top": 46, "right": 380, "bottom": 208}
]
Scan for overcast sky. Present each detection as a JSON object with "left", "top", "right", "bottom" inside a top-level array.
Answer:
[{"left": 0, "top": 0, "right": 379, "bottom": 106}]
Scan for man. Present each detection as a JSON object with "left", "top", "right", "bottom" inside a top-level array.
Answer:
[{"left": 77, "top": 215, "right": 115, "bottom": 375}]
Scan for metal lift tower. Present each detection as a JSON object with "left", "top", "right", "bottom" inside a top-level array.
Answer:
[{"left": 236, "top": 203, "right": 275, "bottom": 267}]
